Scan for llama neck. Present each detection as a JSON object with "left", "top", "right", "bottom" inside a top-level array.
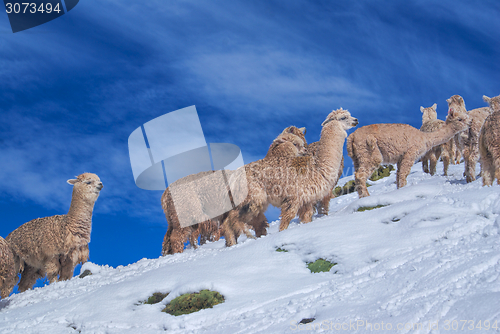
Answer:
[
  {"left": 66, "top": 191, "right": 96, "bottom": 241},
  {"left": 423, "top": 122, "right": 457, "bottom": 149},
  {"left": 314, "top": 121, "right": 346, "bottom": 180}
]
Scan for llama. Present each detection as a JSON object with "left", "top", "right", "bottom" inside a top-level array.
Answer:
[
  {"left": 479, "top": 94, "right": 500, "bottom": 186},
  {"left": 297, "top": 141, "right": 345, "bottom": 219},
  {"left": 161, "top": 126, "right": 308, "bottom": 255},
  {"left": 447, "top": 95, "right": 492, "bottom": 183},
  {"left": 347, "top": 108, "right": 470, "bottom": 198},
  {"left": 221, "top": 108, "right": 358, "bottom": 246},
  {"left": 419, "top": 104, "right": 454, "bottom": 176},
  {"left": 6, "top": 173, "right": 103, "bottom": 292},
  {"left": 0, "top": 237, "right": 16, "bottom": 299}
]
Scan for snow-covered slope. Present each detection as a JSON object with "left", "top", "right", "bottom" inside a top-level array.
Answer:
[{"left": 1, "top": 163, "right": 500, "bottom": 334}]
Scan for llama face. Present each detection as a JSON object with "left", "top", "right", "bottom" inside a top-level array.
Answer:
[
  {"left": 322, "top": 108, "right": 358, "bottom": 130},
  {"left": 447, "top": 95, "right": 466, "bottom": 114},
  {"left": 269, "top": 132, "right": 307, "bottom": 156},
  {"left": 446, "top": 110, "right": 471, "bottom": 132},
  {"left": 67, "top": 173, "right": 103, "bottom": 200},
  {"left": 421, "top": 104, "right": 437, "bottom": 119},
  {"left": 484, "top": 95, "right": 500, "bottom": 113}
]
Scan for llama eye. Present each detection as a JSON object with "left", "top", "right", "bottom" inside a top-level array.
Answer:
[
  {"left": 458, "top": 118, "right": 463, "bottom": 121},
  {"left": 85, "top": 181, "right": 91, "bottom": 185},
  {"left": 340, "top": 116, "right": 346, "bottom": 120}
]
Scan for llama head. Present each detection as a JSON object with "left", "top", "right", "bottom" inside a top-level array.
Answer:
[
  {"left": 67, "top": 173, "right": 103, "bottom": 203},
  {"left": 446, "top": 95, "right": 466, "bottom": 114},
  {"left": 445, "top": 108, "right": 471, "bottom": 133},
  {"left": 268, "top": 131, "right": 307, "bottom": 157},
  {"left": 420, "top": 103, "right": 438, "bottom": 122},
  {"left": 322, "top": 108, "right": 358, "bottom": 131},
  {"left": 281, "top": 126, "right": 307, "bottom": 146},
  {"left": 483, "top": 95, "right": 500, "bottom": 113}
]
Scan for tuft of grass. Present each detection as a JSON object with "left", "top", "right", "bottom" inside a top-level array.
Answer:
[
  {"left": 306, "top": 258, "right": 337, "bottom": 273},
  {"left": 144, "top": 292, "right": 169, "bottom": 305},
  {"left": 79, "top": 269, "right": 92, "bottom": 279},
  {"left": 369, "top": 165, "right": 395, "bottom": 181},
  {"left": 357, "top": 204, "right": 387, "bottom": 212},
  {"left": 162, "top": 290, "right": 224, "bottom": 316},
  {"left": 334, "top": 165, "right": 394, "bottom": 197},
  {"left": 276, "top": 247, "right": 288, "bottom": 252}
]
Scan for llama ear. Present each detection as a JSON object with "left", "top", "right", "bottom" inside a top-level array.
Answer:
[
  {"left": 483, "top": 95, "right": 491, "bottom": 104},
  {"left": 67, "top": 179, "right": 78, "bottom": 185},
  {"left": 420, "top": 106, "right": 424, "bottom": 113},
  {"left": 448, "top": 109, "right": 455, "bottom": 117},
  {"left": 432, "top": 103, "right": 437, "bottom": 110},
  {"left": 446, "top": 98, "right": 451, "bottom": 104},
  {"left": 299, "top": 127, "right": 306, "bottom": 134}
]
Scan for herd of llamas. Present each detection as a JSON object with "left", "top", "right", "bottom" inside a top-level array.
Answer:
[{"left": 1, "top": 94, "right": 499, "bottom": 299}]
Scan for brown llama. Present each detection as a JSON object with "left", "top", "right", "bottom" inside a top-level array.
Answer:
[
  {"left": 347, "top": 108, "right": 470, "bottom": 198},
  {"left": 6, "top": 173, "right": 102, "bottom": 292},
  {"left": 447, "top": 95, "right": 492, "bottom": 182},
  {"left": 479, "top": 94, "right": 500, "bottom": 186}
]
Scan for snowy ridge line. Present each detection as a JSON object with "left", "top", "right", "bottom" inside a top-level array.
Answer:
[{"left": 1, "top": 162, "right": 500, "bottom": 333}]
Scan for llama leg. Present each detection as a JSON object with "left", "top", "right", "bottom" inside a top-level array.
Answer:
[
  {"left": 468, "top": 148, "right": 479, "bottom": 182},
  {"left": 161, "top": 225, "right": 173, "bottom": 256},
  {"left": 46, "top": 256, "right": 61, "bottom": 283},
  {"left": 355, "top": 165, "right": 376, "bottom": 198},
  {"left": 397, "top": 155, "right": 415, "bottom": 188},
  {"left": 481, "top": 155, "right": 494, "bottom": 186},
  {"left": 298, "top": 203, "right": 314, "bottom": 223},
  {"left": 18, "top": 264, "right": 42, "bottom": 292},
  {"left": 429, "top": 147, "right": 441, "bottom": 176},
  {"left": 429, "top": 154, "right": 437, "bottom": 176},
  {"left": 422, "top": 156, "right": 429, "bottom": 174},
  {"left": 59, "top": 247, "right": 82, "bottom": 281},
  {"left": 279, "top": 201, "right": 300, "bottom": 231},
  {"left": 494, "top": 156, "right": 500, "bottom": 185},
  {"left": 168, "top": 227, "right": 190, "bottom": 254},
  {"left": 441, "top": 146, "right": 450, "bottom": 176},
  {"left": 222, "top": 211, "right": 239, "bottom": 247},
  {"left": 248, "top": 212, "right": 268, "bottom": 237},
  {"left": 319, "top": 191, "right": 333, "bottom": 215},
  {"left": 188, "top": 225, "right": 199, "bottom": 249}
]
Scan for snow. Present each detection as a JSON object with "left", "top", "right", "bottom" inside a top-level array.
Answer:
[{"left": 1, "top": 162, "right": 500, "bottom": 333}]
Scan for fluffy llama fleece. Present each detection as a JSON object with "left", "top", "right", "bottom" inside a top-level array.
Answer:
[
  {"left": 161, "top": 126, "right": 307, "bottom": 255},
  {"left": 347, "top": 108, "right": 470, "bottom": 198},
  {"left": 447, "top": 95, "right": 492, "bottom": 183},
  {"left": 300, "top": 141, "right": 344, "bottom": 218},
  {"left": 419, "top": 104, "right": 454, "bottom": 176},
  {"left": 0, "top": 237, "right": 16, "bottom": 299},
  {"left": 222, "top": 108, "right": 358, "bottom": 246},
  {"left": 479, "top": 94, "right": 500, "bottom": 186},
  {"left": 6, "top": 173, "right": 103, "bottom": 292}
]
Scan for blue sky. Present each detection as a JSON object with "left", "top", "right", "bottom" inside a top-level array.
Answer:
[{"left": 1, "top": 0, "right": 499, "bottom": 274}]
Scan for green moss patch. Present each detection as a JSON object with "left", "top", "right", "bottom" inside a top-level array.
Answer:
[
  {"left": 143, "top": 292, "right": 169, "bottom": 305},
  {"left": 307, "top": 258, "right": 337, "bottom": 273},
  {"left": 369, "top": 165, "right": 395, "bottom": 181},
  {"left": 276, "top": 247, "right": 289, "bottom": 252},
  {"left": 162, "top": 290, "right": 224, "bottom": 316},
  {"left": 357, "top": 204, "right": 387, "bottom": 212}
]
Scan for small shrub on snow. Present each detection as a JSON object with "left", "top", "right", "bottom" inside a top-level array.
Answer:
[
  {"left": 307, "top": 259, "right": 337, "bottom": 273},
  {"left": 162, "top": 290, "right": 224, "bottom": 316}
]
